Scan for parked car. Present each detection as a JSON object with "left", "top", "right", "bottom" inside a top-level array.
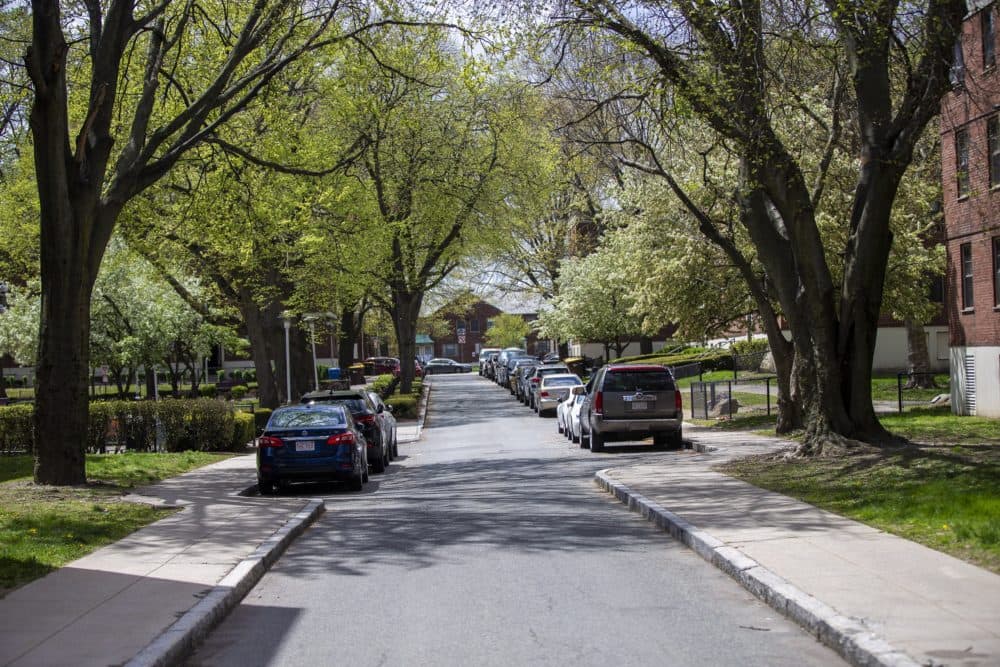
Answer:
[
  {"left": 477, "top": 348, "right": 502, "bottom": 376},
  {"left": 365, "top": 390, "right": 398, "bottom": 459},
  {"left": 495, "top": 348, "right": 527, "bottom": 385},
  {"left": 558, "top": 390, "right": 588, "bottom": 445},
  {"left": 257, "top": 403, "right": 368, "bottom": 494},
  {"left": 526, "top": 363, "right": 571, "bottom": 410},
  {"left": 423, "top": 358, "right": 472, "bottom": 374},
  {"left": 480, "top": 351, "right": 500, "bottom": 379},
  {"left": 363, "top": 357, "right": 422, "bottom": 378},
  {"left": 510, "top": 359, "right": 539, "bottom": 399},
  {"left": 578, "top": 364, "right": 684, "bottom": 452},
  {"left": 301, "top": 389, "right": 392, "bottom": 473},
  {"left": 536, "top": 373, "right": 583, "bottom": 416},
  {"left": 499, "top": 351, "right": 533, "bottom": 388}
]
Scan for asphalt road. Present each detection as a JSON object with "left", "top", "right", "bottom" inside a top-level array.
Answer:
[{"left": 187, "top": 373, "right": 843, "bottom": 667}]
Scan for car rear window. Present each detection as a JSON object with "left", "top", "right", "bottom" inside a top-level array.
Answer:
[
  {"left": 269, "top": 408, "right": 347, "bottom": 428},
  {"left": 602, "top": 370, "right": 675, "bottom": 391},
  {"left": 537, "top": 367, "right": 569, "bottom": 376},
  {"left": 308, "top": 396, "right": 368, "bottom": 412},
  {"left": 543, "top": 377, "right": 582, "bottom": 387}
]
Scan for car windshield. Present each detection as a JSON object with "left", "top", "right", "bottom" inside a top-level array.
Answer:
[
  {"left": 537, "top": 367, "right": 569, "bottom": 376},
  {"left": 269, "top": 408, "right": 346, "bottom": 428},
  {"left": 603, "top": 370, "right": 675, "bottom": 391},
  {"left": 429, "top": 359, "right": 452, "bottom": 364}
]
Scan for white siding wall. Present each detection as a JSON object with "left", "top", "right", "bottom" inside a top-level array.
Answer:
[
  {"left": 950, "top": 345, "right": 1000, "bottom": 417},
  {"left": 872, "top": 326, "right": 949, "bottom": 372}
]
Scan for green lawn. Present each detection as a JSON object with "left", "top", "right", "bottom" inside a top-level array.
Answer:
[
  {"left": 871, "top": 374, "right": 950, "bottom": 402},
  {"left": 0, "top": 451, "right": 234, "bottom": 594},
  {"left": 710, "top": 407, "right": 1000, "bottom": 574}
]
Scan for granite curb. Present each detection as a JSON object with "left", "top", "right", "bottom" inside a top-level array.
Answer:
[
  {"left": 124, "top": 498, "right": 325, "bottom": 667},
  {"left": 594, "top": 470, "right": 921, "bottom": 667}
]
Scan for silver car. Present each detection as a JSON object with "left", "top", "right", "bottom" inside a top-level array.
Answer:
[{"left": 535, "top": 373, "right": 583, "bottom": 416}]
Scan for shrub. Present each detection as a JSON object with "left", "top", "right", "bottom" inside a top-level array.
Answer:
[
  {"left": 371, "top": 374, "right": 396, "bottom": 396},
  {"left": 386, "top": 395, "right": 417, "bottom": 419},
  {"left": 231, "top": 412, "right": 255, "bottom": 451},
  {"left": 731, "top": 338, "right": 769, "bottom": 356},
  {"left": 230, "top": 385, "right": 249, "bottom": 400},
  {"left": 198, "top": 383, "right": 217, "bottom": 398},
  {"left": 253, "top": 408, "right": 272, "bottom": 432},
  {"left": 0, "top": 404, "right": 34, "bottom": 454}
]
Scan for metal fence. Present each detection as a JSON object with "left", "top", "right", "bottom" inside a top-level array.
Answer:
[{"left": 690, "top": 377, "right": 776, "bottom": 419}]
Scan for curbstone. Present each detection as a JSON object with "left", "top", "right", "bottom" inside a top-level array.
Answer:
[
  {"left": 594, "top": 470, "right": 922, "bottom": 667},
  {"left": 125, "top": 498, "right": 325, "bottom": 667}
]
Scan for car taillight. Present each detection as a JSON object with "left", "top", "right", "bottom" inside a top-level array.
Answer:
[
  {"left": 531, "top": 377, "right": 540, "bottom": 384},
  {"left": 326, "top": 432, "right": 356, "bottom": 446},
  {"left": 540, "top": 391, "right": 550, "bottom": 398},
  {"left": 594, "top": 391, "right": 603, "bottom": 413},
  {"left": 259, "top": 436, "right": 284, "bottom": 448},
  {"left": 675, "top": 390, "right": 683, "bottom": 414},
  {"left": 355, "top": 414, "right": 376, "bottom": 425}
]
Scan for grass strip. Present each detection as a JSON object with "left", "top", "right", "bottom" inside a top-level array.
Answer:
[
  {"left": 710, "top": 407, "right": 1000, "bottom": 574},
  {"left": 0, "top": 451, "right": 234, "bottom": 593}
]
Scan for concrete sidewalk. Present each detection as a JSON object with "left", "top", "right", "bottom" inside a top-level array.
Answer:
[
  {"left": 596, "top": 426, "right": 1000, "bottom": 667},
  {"left": 0, "top": 455, "right": 323, "bottom": 667},
  {"left": 0, "top": 418, "right": 425, "bottom": 667}
]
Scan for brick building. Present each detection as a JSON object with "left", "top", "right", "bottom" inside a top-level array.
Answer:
[
  {"left": 941, "top": 0, "right": 1000, "bottom": 416},
  {"left": 429, "top": 300, "right": 548, "bottom": 362}
]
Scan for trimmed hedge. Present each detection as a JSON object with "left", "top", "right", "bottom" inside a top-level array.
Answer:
[
  {"left": 232, "top": 412, "right": 255, "bottom": 450},
  {"left": 386, "top": 395, "right": 418, "bottom": 419},
  {"left": 253, "top": 408, "right": 272, "bottom": 432},
  {"left": 0, "top": 398, "right": 253, "bottom": 455}
]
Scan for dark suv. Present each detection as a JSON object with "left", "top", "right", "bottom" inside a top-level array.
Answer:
[
  {"left": 579, "top": 364, "right": 683, "bottom": 452},
  {"left": 302, "top": 389, "right": 392, "bottom": 473}
]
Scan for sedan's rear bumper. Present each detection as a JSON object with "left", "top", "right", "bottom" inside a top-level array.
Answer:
[{"left": 592, "top": 415, "right": 682, "bottom": 438}]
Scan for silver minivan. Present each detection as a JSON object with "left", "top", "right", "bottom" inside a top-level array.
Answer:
[{"left": 579, "top": 364, "right": 683, "bottom": 452}]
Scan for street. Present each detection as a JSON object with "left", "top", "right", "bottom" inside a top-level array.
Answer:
[{"left": 187, "top": 374, "right": 843, "bottom": 666}]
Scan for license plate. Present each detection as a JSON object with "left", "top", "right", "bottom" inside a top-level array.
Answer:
[
  {"left": 295, "top": 441, "right": 315, "bottom": 452},
  {"left": 631, "top": 402, "right": 648, "bottom": 411}
]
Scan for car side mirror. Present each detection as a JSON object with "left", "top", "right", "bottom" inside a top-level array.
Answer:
[
  {"left": 385, "top": 404, "right": 393, "bottom": 413},
  {"left": 375, "top": 404, "right": 385, "bottom": 413},
  {"left": 571, "top": 385, "right": 586, "bottom": 396}
]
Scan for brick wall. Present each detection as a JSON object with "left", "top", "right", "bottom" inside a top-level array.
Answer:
[{"left": 941, "top": 1, "right": 1000, "bottom": 349}]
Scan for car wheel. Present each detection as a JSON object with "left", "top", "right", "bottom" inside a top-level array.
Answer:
[
  {"left": 576, "top": 429, "right": 586, "bottom": 447},
  {"left": 350, "top": 466, "right": 364, "bottom": 491},
  {"left": 590, "top": 429, "right": 605, "bottom": 452},
  {"left": 258, "top": 478, "right": 275, "bottom": 495},
  {"left": 392, "top": 436, "right": 399, "bottom": 459},
  {"left": 557, "top": 419, "right": 564, "bottom": 434},
  {"left": 538, "top": 407, "right": 546, "bottom": 418},
  {"left": 371, "top": 447, "right": 386, "bottom": 473}
]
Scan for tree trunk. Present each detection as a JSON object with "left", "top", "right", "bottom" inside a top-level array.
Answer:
[
  {"left": 338, "top": 307, "right": 361, "bottom": 370},
  {"left": 238, "top": 287, "right": 281, "bottom": 409},
  {"left": 903, "top": 318, "right": 937, "bottom": 389},
  {"left": 33, "top": 260, "right": 92, "bottom": 484},
  {"left": 392, "top": 292, "right": 423, "bottom": 394},
  {"left": 639, "top": 337, "right": 653, "bottom": 355}
]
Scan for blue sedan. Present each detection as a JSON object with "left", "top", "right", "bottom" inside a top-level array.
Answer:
[{"left": 257, "top": 404, "right": 368, "bottom": 494}]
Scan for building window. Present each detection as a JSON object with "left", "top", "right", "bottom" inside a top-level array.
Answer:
[
  {"left": 443, "top": 343, "right": 458, "bottom": 358},
  {"left": 956, "top": 128, "right": 970, "bottom": 198},
  {"left": 984, "top": 7, "right": 996, "bottom": 70},
  {"left": 961, "top": 242, "right": 974, "bottom": 309},
  {"left": 951, "top": 37, "right": 966, "bottom": 86},
  {"left": 470, "top": 318, "right": 480, "bottom": 333},
  {"left": 486, "top": 318, "right": 495, "bottom": 329},
  {"left": 989, "top": 115, "right": 1000, "bottom": 188},
  {"left": 456, "top": 320, "right": 466, "bottom": 333},
  {"left": 994, "top": 237, "right": 1000, "bottom": 307}
]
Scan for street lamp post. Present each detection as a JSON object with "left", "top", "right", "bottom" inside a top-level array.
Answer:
[
  {"left": 0, "top": 283, "right": 8, "bottom": 401},
  {"left": 281, "top": 312, "right": 293, "bottom": 403},
  {"left": 304, "top": 315, "right": 319, "bottom": 391}
]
